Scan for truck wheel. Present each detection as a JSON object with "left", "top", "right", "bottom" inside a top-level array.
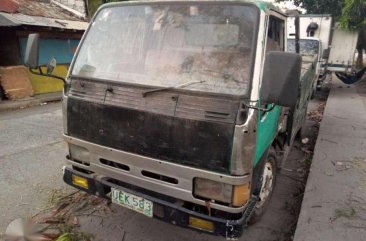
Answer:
[{"left": 250, "top": 148, "right": 277, "bottom": 223}]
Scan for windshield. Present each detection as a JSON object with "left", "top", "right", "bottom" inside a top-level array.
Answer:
[
  {"left": 71, "top": 4, "right": 258, "bottom": 95},
  {"left": 287, "top": 39, "right": 319, "bottom": 55}
]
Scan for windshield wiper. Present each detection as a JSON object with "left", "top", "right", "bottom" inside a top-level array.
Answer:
[{"left": 142, "top": 80, "right": 206, "bottom": 97}]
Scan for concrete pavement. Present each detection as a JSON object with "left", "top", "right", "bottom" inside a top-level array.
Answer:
[
  {"left": 294, "top": 78, "right": 366, "bottom": 241},
  {"left": 0, "top": 103, "right": 70, "bottom": 233},
  {"left": 0, "top": 92, "right": 62, "bottom": 112}
]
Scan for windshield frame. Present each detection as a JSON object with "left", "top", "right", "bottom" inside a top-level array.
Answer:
[{"left": 68, "top": 1, "right": 260, "bottom": 98}]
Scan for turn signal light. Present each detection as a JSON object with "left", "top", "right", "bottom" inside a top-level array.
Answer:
[
  {"left": 232, "top": 183, "right": 251, "bottom": 207},
  {"left": 72, "top": 175, "right": 89, "bottom": 189}
]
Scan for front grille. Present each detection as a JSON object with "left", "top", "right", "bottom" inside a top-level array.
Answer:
[
  {"left": 67, "top": 79, "right": 239, "bottom": 173},
  {"left": 141, "top": 170, "right": 178, "bottom": 184},
  {"left": 100, "top": 158, "right": 130, "bottom": 171}
]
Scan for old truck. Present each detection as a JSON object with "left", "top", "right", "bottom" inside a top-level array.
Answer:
[
  {"left": 24, "top": 0, "right": 316, "bottom": 238},
  {"left": 287, "top": 14, "right": 332, "bottom": 90}
]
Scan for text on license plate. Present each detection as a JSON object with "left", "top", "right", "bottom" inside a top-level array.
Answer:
[{"left": 111, "top": 188, "right": 153, "bottom": 217}]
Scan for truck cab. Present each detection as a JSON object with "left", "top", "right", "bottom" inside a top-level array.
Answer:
[{"left": 24, "top": 0, "right": 314, "bottom": 238}]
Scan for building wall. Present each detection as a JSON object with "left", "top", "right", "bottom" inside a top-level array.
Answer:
[
  {"left": 19, "top": 38, "right": 80, "bottom": 65},
  {"left": 18, "top": 37, "right": 80, "bottom": 94},
  {"left": 53, "top": 0, "right": 86, "bottom": 16},
  {"left": 27, "top": 65, "right": 67, "bottom": 94}
]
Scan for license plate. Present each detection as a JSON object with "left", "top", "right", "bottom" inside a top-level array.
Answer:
[{"left": 111, "top": 188, "right": 153, "bottom": 217}]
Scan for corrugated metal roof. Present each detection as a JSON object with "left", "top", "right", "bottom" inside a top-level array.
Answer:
[
  {"left": 0, "top": 12, "right": 20, "bottom": 26},
  {"left": 0, "top": 12, "right": 88, "bottom": 30},
  {"left": 0, "top": 0, "right": 88, "bottom": 29},
  {"left": 0, "top": 0, "right": 19, "bottom": 14},
  {"left": 0, "top": 0, "right": 84, "bottom": 21},
  {"left": 17, "top": 0, "right": 83, "bottom": 21}
]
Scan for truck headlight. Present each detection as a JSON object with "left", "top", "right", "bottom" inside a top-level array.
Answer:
[
  {"left": 194, "top": 178, "right": 250, "bottom": 207},
  {"left": 69, "top": 144, "right": 90, "bottom": 162}
]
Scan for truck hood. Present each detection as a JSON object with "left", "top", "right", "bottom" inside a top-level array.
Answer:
[{"left": 66, "top": 79, "right": 240, "bottom": 174}]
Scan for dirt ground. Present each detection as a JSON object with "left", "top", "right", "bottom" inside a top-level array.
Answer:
[{"left": 1, "top": 88, "right": 330, "bottom": 241}]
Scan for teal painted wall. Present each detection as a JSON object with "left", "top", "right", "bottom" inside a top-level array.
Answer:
[
  {"left": 19, "top": 38, "right": 80, "bottom": 65},
  {"left": 18, "top": 38, "right": 80, "bottom": 94}
]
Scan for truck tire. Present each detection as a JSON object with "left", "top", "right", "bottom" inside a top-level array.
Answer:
[{"left": 250, "top": 148, "right": 277, "bottom": 223}]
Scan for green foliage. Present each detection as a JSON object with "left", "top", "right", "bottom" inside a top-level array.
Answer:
[
  {"left": 277, "top": 0, "right": 344, "bottom": 17},
  {"left": 87, "top": 0, "right": 103, "bottom": 18},
  {"left": 340, "top": 0, "right": 366, "bottom": 30},
  {"left": 277, "top": 0, "right": 365, "bottom": 30},
  {"left": 55, "top": 233, "right": 72, "bottom": 241},
  {"left": 334, "top": 207, "right": 356, "bottom": 219}
]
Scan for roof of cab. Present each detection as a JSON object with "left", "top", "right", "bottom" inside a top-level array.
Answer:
[{"left": 100, "top": 0, "right": 283, "bottom": 13}]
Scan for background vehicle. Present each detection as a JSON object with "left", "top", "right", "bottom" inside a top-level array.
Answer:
[
  {"left": 287, "top": 14, "right": 365, "bottom": 85},
  {"left": 287, "top": 14, "right": 332, "bottom": 89},
  {"left": 24, "top": 0, "right": 315, "bottom": 238},
  {"left": 327, "top": 23, "right": 365, "bottom": 84},
  {"left": 288, "top": 37, "right": 321, "bottom": 96}
]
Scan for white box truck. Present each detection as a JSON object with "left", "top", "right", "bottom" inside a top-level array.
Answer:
[
  {"left": 288, "top": 14, "right": 365, "bottom": 86},
  {"left": 287, "top": 14, "right": 332, "bottom": 93}
]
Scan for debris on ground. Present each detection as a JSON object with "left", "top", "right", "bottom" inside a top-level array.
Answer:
[
  {"left": 55, "top": 233, "right": 72, "bottom": 241},
  {"left": 4, "top": 191, "right": 110, "bottom": 241},
  {"left": 301, "top": 138, "right": 309, "bottom": 144},
  {"left": 334, "top": 161, "right": 352, "bottom": 171},
  {"left": 284, "top": 90, "right": 330, "bottom": 239},
  {"left": 308, "top": 101, "right": 326, "bottom": 123}
]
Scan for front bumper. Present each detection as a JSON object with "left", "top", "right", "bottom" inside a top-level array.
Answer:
[
  {"left": 63, "top": 166, "right": 258, "bottom": 239},
  {"left": 64, "top": 135, "right": 250, "bottom": 213}
]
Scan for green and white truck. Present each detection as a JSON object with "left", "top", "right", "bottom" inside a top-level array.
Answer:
[{"left": 24, "top": 0, "right": 316, "bottom": 238}]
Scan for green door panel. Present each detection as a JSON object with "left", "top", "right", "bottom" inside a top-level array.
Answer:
[{"left": 254, "top": 105, "right": 282, "bottom": 166}]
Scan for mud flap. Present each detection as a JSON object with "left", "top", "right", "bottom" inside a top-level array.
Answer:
[
  {"left": 225, "top": 195, "right": 258, "bottom": 240},
  {"left": 242, "top": 195, "right": 259, "bottom": 226}
]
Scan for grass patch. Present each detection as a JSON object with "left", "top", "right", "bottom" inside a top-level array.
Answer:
[{"left": 334, "top": 208, "right": 356, "bottom": 219}]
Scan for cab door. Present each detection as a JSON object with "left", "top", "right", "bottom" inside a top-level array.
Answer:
[{"left": 255, "top": 13, "right": 286, "bottom": 166}]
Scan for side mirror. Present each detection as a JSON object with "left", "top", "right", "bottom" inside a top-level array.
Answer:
[
  {"left": 261, "top": 51, "right": 302, "bottom": 108},
  {"left": 47, "top": 58, "right": 57, "bottom": 75},
  {"left": 322, "top": 48, "right": 330, "bottom": 59},
  {"left": 24, "top": 34, "right": 40, "bottom": 69}
]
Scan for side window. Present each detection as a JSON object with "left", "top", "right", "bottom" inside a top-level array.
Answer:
[
  {"left": 261, "top": 15, "right": 285, "bottom": 119},
  {"left": 266, "top": 16, "right": 285, "bottom": 52}
]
